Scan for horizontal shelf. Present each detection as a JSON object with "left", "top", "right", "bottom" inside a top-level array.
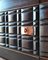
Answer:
[
  {"left": 0, "top": 46, "right": 39, "bottom": 60},
  {"left": 0, "top": 46, "right": 48, "bottom": 60},
  {"left": 40, "top": 56, "right": 48, "bottom": 60}
]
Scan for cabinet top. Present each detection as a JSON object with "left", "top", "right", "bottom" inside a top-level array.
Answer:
[{"left": 0, "top": 0, "right": 39, "bottom": 12}]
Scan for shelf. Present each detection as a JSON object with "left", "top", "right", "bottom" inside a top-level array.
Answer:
[
  {"left": 0, "top": 46, "right": 48, "bottom": 60},
  {"left": 0, "top": 46, "right": 39, "bottom": 60}
]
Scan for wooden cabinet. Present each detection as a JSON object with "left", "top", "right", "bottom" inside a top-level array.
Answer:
[{"left": 0, "top": 0, "right": 48, "bottom": 60}]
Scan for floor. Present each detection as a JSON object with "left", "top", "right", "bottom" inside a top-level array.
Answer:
[{"left": 0, "top": 57, "right": 6, "bottom": 60}]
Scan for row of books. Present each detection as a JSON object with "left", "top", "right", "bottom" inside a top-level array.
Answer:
[{"left": 0, "top": 6, "right": 39, "bottom": 55}]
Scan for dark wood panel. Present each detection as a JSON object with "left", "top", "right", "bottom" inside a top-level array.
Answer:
[
  {"left": 40, "top": 0, "right": 48, "bottom": 3},
  {"left": 0, "top": 0, "right": 39, "bottom": 12},
  {"left": 40, "top": 57, "right": 48, "bottom": 60}
]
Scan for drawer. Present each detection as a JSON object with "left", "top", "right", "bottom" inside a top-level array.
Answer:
[
  {"left": 21, "top": 8, "right": 32, "bottom": 22},
  {"left": 0, "top": 27, "right": 5, "bottom": 33},
  {"left": 0, "top": 13, "right": 5, "bottom": 22},
  {"left": 8, "top": 11, "right": 16, "bottom": 22},
  {"left": 40, "top": 37, "right": 48, "bottom": 41},
  {"left": 22, "top": 40, "right": 33, "bottom": 49},
  {"left": 9, "top": 27, "right": 17, "bottom": 34},
  {"left": 40, "top": 25, "right": 48, "bottom": 36},
  {"left": 21, "top": 26, "right": 33, "bottom": 35},
  {"left": 40, "top": 20, "right": 48, "bottom": 25},
  {"left": 40, "top": 8, "right": 48, "bottom": 20},
  {"left": 9, "top": 38, "right": 17, "bottom": 48},
  {"left": 40, "top": 52, "right": 48, "bottom": 57},
  {"left": 0, "top": 38, "right": 5, "bottom": 46},
  {"left": 40, "top": 42, "right": 48, "bottom": 52}
]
